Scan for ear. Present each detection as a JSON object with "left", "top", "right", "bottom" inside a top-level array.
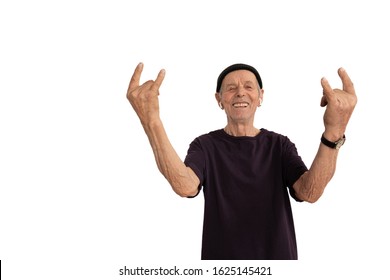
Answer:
[
  {"left": 258, "top": 89, "right": 264, "bottom": 106},
  {"left": 215, "top": 92, "right": 223, "bottom": 109},
  {"left": 215, "top": 92, "right": 221, "bottom": 102}
]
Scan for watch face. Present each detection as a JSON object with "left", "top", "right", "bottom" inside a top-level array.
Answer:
[{"left": 335, "top": 138, "right": 345, "bottom": 149}]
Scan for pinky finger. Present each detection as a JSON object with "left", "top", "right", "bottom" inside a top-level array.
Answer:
[
  {"left": 321, "top": 77, "right": 335, "bottom": 103},
  {"left": 152, "top": 69, "right": 166, "bottom": 92}
]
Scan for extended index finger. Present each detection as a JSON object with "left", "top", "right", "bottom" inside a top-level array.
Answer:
[
  {"left": 128, "top": 62, "right": 144, "bottom": 92},
  {"left": 338, "top": 67, "right": 355, "bottom": 95}
]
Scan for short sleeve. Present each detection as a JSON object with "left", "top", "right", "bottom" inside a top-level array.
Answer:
[
  {"left": 184, "top": 138, "right": 206, "bottom": 198},
  {"left": 282, "top": 137, "right": 308, "bottom": 201}
]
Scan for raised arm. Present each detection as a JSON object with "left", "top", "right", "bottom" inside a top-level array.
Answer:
[
  {"left": 126, "top": 63, "right": 199, "bottom": 197},
  {"left": 293, "top": 68, "right": 357, "bottom": 203}
]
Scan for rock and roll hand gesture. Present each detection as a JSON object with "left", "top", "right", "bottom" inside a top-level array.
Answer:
[
  {"left": 127, "top": 63, "right": 166, "bottom": 127},
  {"left": 320, "top": 68, "right": 357, "bottom": 141},
  {"left": 126, "top": 63, "right": 357, "bottom": 141}
]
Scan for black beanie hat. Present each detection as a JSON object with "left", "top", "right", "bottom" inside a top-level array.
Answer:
[{"left": 216, "top": 63, "right": 263, "bottom": 92}]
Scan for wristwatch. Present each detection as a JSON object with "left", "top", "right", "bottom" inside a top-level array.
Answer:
[{"left": 321, "top": 134, "right": 346, "bottom": 150}]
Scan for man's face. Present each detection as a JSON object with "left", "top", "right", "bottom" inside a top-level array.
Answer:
[{"left": 216, "top": 70, "right": 263, "bottom": 124}]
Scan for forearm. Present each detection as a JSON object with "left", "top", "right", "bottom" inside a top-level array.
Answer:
[
  {"left": 294, "top": 141, "right": 339, "bottom": 203},
  {"left": 142, "top": 119, "right": 199, "bottom": 197},
  {"left": 295, "top": 66, "right": 357, "bottom": 202}
]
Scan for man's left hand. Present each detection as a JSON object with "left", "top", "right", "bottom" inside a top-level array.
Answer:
[{"left": 320, "top": 67, "right": 358, "bottom": 141}]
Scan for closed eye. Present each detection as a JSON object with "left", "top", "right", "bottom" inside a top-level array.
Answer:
[{"left": 244, "top": 82, "right": 255, "bottom": 90}]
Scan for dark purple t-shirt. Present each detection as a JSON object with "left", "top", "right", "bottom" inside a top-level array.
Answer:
[{"left": 184, "top": 128, "right": 308, "bottom": 260}]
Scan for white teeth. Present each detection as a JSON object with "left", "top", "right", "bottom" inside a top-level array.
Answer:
[{"left": 233, "top": 102, "right": 248, "bottom": 108}]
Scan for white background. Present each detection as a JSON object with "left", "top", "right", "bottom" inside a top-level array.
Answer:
[{"left": 1, "top": 0, "right": 389, "bottom": 279}]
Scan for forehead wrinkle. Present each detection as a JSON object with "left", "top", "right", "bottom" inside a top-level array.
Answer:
[
  {"left": 223, "top": 80, "right": 256, "bottom": 88},
  {"left": 224, "top": 71, "right": 257, "bottom": 83}
]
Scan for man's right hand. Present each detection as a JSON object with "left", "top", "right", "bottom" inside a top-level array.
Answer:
[{"left": 126, "top": 63, "right": 166, "bottom": 127}]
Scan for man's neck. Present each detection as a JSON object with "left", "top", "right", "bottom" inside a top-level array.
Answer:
[{"left": 224, "top": 124, "right": 260, "bottom": 137}]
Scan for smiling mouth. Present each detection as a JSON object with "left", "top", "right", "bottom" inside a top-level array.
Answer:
[{"left": 233, "top": 102, "right": 249, "bottom": 108}]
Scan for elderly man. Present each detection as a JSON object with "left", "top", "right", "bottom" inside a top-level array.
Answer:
[{"left": 126, "top": 62, "right": 357, "bottom": 260}]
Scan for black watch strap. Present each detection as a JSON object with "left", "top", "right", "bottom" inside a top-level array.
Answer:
[{"left": 321, "top": 134, "right": 346, "bottom": 149}]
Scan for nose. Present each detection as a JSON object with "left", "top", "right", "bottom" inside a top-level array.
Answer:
[{"left": 236, "top": 85, "right": 246, "bottom": 97}]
